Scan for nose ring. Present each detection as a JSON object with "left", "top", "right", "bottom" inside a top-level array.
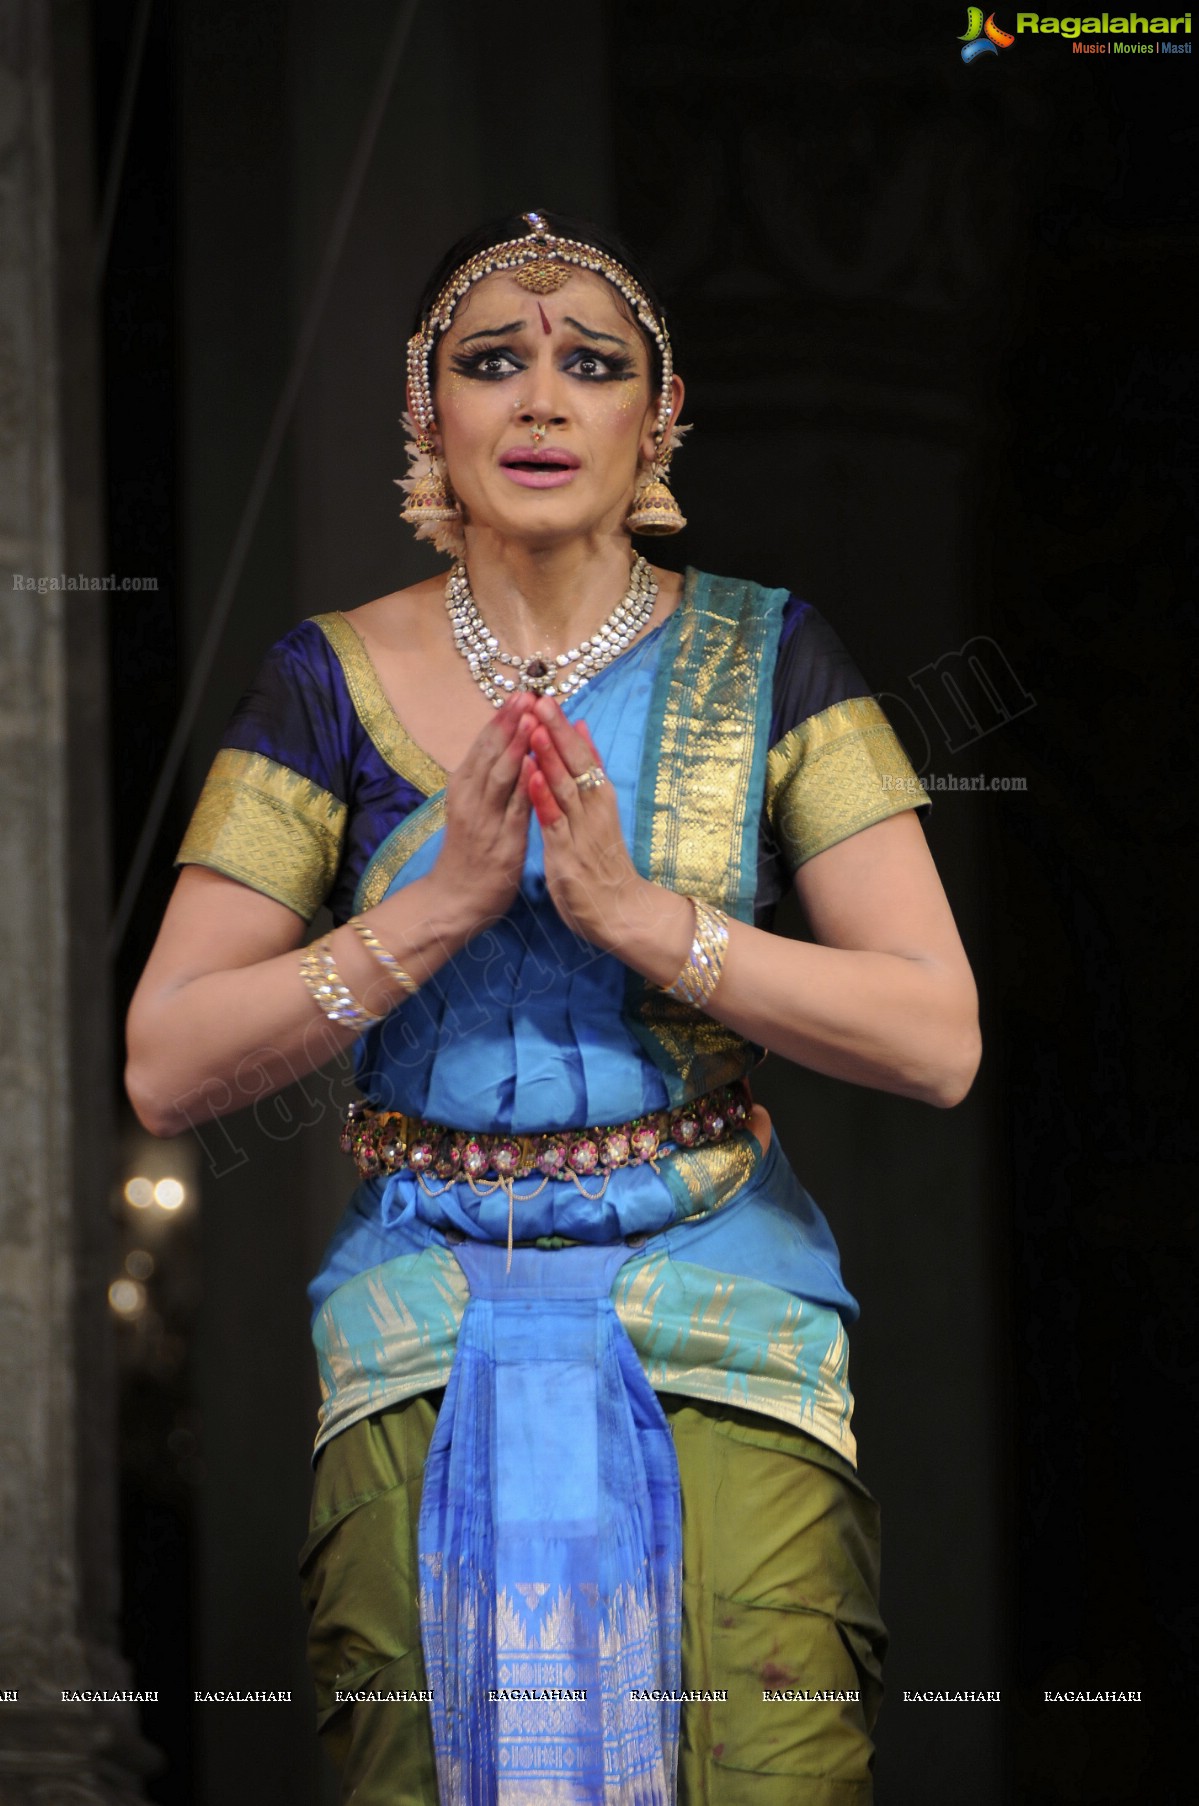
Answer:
[{"left": 529, "top": 423, "right": 548, "bottom": 445}]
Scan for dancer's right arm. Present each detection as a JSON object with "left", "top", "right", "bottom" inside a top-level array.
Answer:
[{"left": 125, "top": 697, "right": 534, "bottom": 1137}]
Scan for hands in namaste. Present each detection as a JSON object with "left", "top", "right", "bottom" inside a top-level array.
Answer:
[
  {"left": 523, "top": 695, "right": 650, "bottom": 953},
  {"left": 427, "top": 691, "right": 652, "bottom": 956}
]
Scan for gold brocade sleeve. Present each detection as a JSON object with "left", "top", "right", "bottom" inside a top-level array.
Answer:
[
  {"left": 765, "top": 695, "right": 927, "bottom": 870},
  {"left": 175, "top": 747, "right": 348, "bottom": 921}
]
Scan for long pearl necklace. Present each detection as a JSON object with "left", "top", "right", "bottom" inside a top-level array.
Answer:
[{"left": 446, "top": 555, "right": 658, "bottom": 706}]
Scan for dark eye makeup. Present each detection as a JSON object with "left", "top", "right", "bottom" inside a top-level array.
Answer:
[
  {"left": 565, "top": 346, "right": 637, "bottom": 381},
  {"left": 448, "top": 345, "right": 524, "bottom": 380},
  {"left": 447, "top": 340, "right": 637, "bottom": 383}
]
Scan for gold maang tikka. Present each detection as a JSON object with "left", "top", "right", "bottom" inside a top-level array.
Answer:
[{"left": 400, "top": 212, "right": 686, "bottom": 546}]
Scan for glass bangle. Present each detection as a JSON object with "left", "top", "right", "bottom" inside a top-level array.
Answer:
[
  {"left": 348, "top": 915, "right": 420, "bottom": 998},
  {"left": 663, "top": 897, "right": 730, "bottom": 1010},
  {"left": 300, "top": 937, "right": 385, "bottom": 1028}
]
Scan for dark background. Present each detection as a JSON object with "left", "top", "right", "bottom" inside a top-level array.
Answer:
[{"left": 93, "top": 2, "right": 1195, "bottom": 1802}]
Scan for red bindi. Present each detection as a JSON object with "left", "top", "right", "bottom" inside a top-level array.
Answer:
[{"left": 537, "top": 302, "right": 552, "bottom": 335}]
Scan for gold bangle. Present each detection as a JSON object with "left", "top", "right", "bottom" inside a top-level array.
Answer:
[
  {"left": 300, "top": 937, "right": 385, "bottom": 1028},
  {"left": 348, "top": 915, "right": 420, "bottom": 998},
  {"left": 663, "top": 897, "right": 730, "bottom": 1009}
]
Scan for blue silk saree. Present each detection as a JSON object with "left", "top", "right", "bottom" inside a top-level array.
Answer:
[{"left": 177, "top": 568, "right": 929, "bottom": 1799}]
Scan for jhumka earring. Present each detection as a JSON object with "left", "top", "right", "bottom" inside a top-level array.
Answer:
[
  {"left": 398, "top": 434, "right": 459, "bottom": 529},
  {"left": 396, "top": 415, "right": 464, "bottom": 557},
  {"left": 627, "top": 451, "right": 686, "bottom": 535}
]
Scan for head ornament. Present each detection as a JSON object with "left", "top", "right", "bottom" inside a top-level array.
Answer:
[
  {"left": 405, "top": 212, "right": 675, "bottom": 452},
  {"left": 399, "top": 213, "right": 687, "bottom": 549}
]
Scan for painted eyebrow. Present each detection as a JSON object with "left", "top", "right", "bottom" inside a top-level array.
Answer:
[
  {"left": 563, "top": 316, "right": 631, "bottom": 348},
  {"left": 456, "top": 320, "right": 527, "bottom": 345},
  {"left": 453, "top": 316, "right": 633, "bottom": 349}
]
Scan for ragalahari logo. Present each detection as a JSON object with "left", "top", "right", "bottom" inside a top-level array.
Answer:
[{"left": 960, "top": 8, "right": 1016, "bottom": 57}]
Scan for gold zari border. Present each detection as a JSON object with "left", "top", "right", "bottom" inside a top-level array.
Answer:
[
  {"left": 176, "top": 748, "right": 346, "bottom": 921},
  {"left": 629, "top": 573, "right": 783, "bottom": 1104},
  {"left": 765, "top": 695, "right": 926, "bottom": 869},
  {"left": 642, "top": 573, "right": 774, "bottom": 906},
  {"left": 663, "top": 1124, "right": 762, "bottom": 1217},
  {"left": 613, "top": 1254, "right": 857, "bottom": 1465},
  {"left": 356, "top": 793, "right": 447, "bottom": 913},
  {"left": 313, "top": 1246, "right": 857, "bottom": 1468},
  {"left": 313, "top": 612, "right": 447, "bottom": 798}
]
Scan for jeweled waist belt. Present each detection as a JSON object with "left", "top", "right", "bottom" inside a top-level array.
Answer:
[{"left": 339, "top": 1078, "right": 753, "bottom": 1197}]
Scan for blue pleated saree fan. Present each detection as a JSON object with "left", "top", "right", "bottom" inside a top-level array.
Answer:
[{"left": 418, "top": 1243, "right": 682, "bottom": 1803}]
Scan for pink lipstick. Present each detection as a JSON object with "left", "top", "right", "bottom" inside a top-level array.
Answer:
[{"left": 499, "top": 447, "right": 581, "bottom": 489}]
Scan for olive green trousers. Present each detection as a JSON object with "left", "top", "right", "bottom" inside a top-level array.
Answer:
[{"left": 299, "top": 1393, "right": 886, "bottom": 1804}]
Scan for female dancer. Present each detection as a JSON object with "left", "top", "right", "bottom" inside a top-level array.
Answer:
[{"left": 127, "top": 211, "right": 980, "bottom": 1804}]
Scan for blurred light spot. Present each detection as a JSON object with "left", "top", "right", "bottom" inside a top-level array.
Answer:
[
  {"left": 154, "top": 1178, "right": 185, "bottom": 1211},
  {"left": 124, "top": 1176, "right": 154, "bottom": 1209},
  {"left": 108, "top": 1277, "right": 146, "bottom": 1318},
  {"left": 126, "top": 1249, "right": 155, "bottom": 1280}
]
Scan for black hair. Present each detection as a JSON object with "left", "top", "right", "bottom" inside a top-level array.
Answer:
[{"left": 411, "top": 210, "right": 671, "bottom": 391}]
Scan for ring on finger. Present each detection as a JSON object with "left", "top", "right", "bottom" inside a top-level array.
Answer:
[{"left": 575, "top": 765, "right": 608, "bottom": 793}]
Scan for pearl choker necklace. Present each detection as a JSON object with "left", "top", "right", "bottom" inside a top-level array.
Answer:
[{"left": 445, "top": 556, "right": 659, "bottom": 706}]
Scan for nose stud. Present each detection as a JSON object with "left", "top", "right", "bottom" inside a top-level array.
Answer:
[{"left": 529, "top": 423, "right": 548, "bottom": 445}]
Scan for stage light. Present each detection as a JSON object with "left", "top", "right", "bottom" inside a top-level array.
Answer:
[
  {"left": 154, "top": 1178, "right": 185, "bottom": 1211},
  {"left": 108, "top": 1277, "right": 146, "bottom": 1318}
]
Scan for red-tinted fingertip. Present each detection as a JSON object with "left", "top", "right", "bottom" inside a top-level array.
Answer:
[{"left": 528, "top": 766, "right": 563, "bottom": 826}]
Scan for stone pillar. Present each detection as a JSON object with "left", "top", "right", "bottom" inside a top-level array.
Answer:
[{"left": 0, "top": 2, "right": 152, "bottom": 1797}]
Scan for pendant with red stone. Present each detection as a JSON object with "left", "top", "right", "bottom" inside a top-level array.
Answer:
[
  {"left": 726, "top": 1091, "right": 748, "bottom": 1126},
  {"left": 379, "top": 1139, "right": 402, "bottom": 1171},
  {"left": 673, "top": 1113, "right": 700, "bottom": 1147},
  {"left": 358, "top": 1145, "right": 380, "bottom": 1176},
  {"left": 409, "top": 1140, "right": 434, "bottom": 1172},
  {"left": 630, "top": 1124, "right": 660, "bottom": 1163},
  {"left": 701, "top": 1110, "right": 725, "bottom": 1140},
  {"left": 568, "top": 1136, "right": 599, "bottom": 1175}
]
